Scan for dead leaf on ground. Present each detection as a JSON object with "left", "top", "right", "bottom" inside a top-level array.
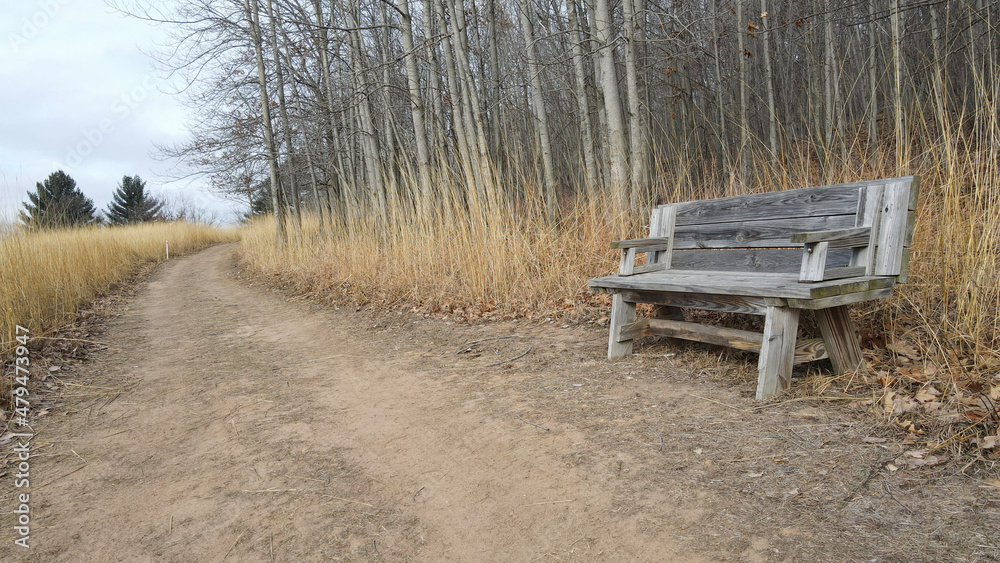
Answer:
[
  {"left": 887, "top": 340, "right": 921, "bottom": 360},
  {"left": 973, "top": 435, "right": 1000, "bottom": 449},
  {"left": 914, "top": 386, "right": 941, "bottom": 403},
  {"left": 863, "top": 437, "right": 887, "bottom": 444}
]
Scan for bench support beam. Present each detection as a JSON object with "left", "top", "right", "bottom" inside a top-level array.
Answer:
[
  {"left": 815, "top": 305, "right": 864, "bottom": 374},
  {"left": 607, "top": 293, "right": 637, "bottom": 360},
  {"left": 756, "top": 307, "right": 801, "bottom": 400}
]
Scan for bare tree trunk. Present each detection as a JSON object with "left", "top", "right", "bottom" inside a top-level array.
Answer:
[
  {"left": 712, "top": 0, "right": 728, "bottom": 188},
  {"left": 519, "top": 0, "right": 558, "bottom": 224},
  {"left": 930, "top": 1, "right": 948, "bottom": 167},
  {"left": 397, "top": 0, "right": 434, "bottom": 219},
  {"left": 568, "top": 0, "right": 599, "bottom": 195},
  {"left": 891, "top": 0, "right": 905, "bottom": 169},
  {"left": 245, "top": 0, "right": 286, "bottom": 246},
  {"left": 450, "top": 0, "right": 493, "bottom": 186},
  {"left": 594, "top": 0, "right": 630, "bottom": 210},
  {"left": 585, "top": 0, "right": 609, "bottom": 178},
  {"left": 867, "top": 0, "right": 879, "bottom": 146},
  {"left": 761, "top": 0, "right": 778, "bottom": 168},
  {"left": 488, "top": 0, "right": 504, "bottom": 168},
  {"left": 311, "top": 0, "right": 344, "bottom": 222},
  {"left": 623, "top": 0, "right": 647, "bottom": 205},
  {"left": 736, "top": 0, "right": 749, "bottom": 183},
  {"left": 266, "top": 0, "right": 301, "bottom": 234},
  {"left": 378, "top": 2, "right": 398, "bottom": 185},
  {"left": 436, "top": 0, "right": 481, "bottom": 198},
  {"left": 286, "top": 54, "right": 327, "bottom": 234},
  {"left": 347, "top": 3, "right": 386, "bottom": 218},
  {"left": 422, "top": 0, "right": 447, "bottom": 163}
]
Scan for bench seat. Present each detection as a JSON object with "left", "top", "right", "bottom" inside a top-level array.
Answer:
[{"left": 589, "top": 271, "right": 895, "bottom": 300}]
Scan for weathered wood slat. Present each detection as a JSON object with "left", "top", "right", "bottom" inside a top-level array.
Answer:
[
  {"left": 815, "top": 306, "right": 864, "bottom": 374},
  {"left": 611, "top": 237, "right": 672, "bottom": 251},
  {"left": 669, "top": 248, "right": 854, "bottom": 274},
  {"left": 790, "top": 227, "right": 871, "bottom": 245},
  {"left": 799, "top": 241, "right": 829, "bottom": 282},
  {"left": 621, "top": 263, "right": 667, "bottom": 276},
  {"left": 672, "top": 215, "right": 855, "bottom": 249},
  {"left": 621, "top": 318, "right": 828, "bottom": 365},
  {"left": 589, "top": 271, "right": 893, "bottom": 299},
  {"left": 874, "top": 179, "right": 912, "bottom": 277},
  {"left": 621, "top": 290, "right": 775, "bottom": 315},
  {"left": 756, "top": 307, "right": 801, "bottom": 400},
  {"left": 850, "top": 184, "right": 884, "bottom": 275},
  {"left": 818, "top": 266, "right": 867, "bottom": 281},
  {"left": 649, "top": 205, "right": 678, "bottom": 268},
  {"left": 617, "top": 247, "right": 636, "bottom": 275},
  {"left": 786, "top": 287, "right": 893, "bottom": 309},
  {"left": 904, "top": 210, "right": 917, "bottom": 247},
  {"left": 619, "top": 318, "right": 764, "bottom": 352},
  {"left": 906, "top": 175, "right": 921, "bottom": 210},
  {"left": 794, "top": 338, "right": 829, "bottom": 364},
  {"left": 672, "top": 184, "right": 863, "bottom": 226},
  {"left": 608, "top": 293, "right": 637, "bottom": 359}
]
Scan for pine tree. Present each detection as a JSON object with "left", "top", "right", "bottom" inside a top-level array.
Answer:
[
  {"left": 19, "top": 170, "right": 98, "bottom": 229},
  {"left": 106, "top": 175, "right": 163, "bottom": 225}
]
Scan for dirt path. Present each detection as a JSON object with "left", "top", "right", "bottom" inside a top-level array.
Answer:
[{"left": 3, "top": 245, "right": 998, "bottom": 561}]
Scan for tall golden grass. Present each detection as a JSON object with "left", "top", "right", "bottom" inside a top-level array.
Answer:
[{"left": 1, "top": 222, "right": 238, "bottom": 357}]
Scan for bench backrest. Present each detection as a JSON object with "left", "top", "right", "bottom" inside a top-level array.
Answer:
[{"left": 649, "top": 176, "right": 919, "bottom": 281}]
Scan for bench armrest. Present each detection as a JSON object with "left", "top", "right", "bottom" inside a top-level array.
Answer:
[
  {"left": 612, "top": 237, "right": 671, "bottom": 276},
  {"left": 794, "top": 228, "right": 872, "bottom": 283},
  {"left": 790, "top": 227, "right": 871, "bottom": 248},
  {"left": 610, "top": 237, "right": 672, "bottom": 252}
]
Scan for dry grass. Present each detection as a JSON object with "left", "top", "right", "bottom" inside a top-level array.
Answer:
[
  {"left": 1, "top": 221, "right": 238, "bottom": 358},
  {"left": 239, "top": 197, "right": 623, "bottom": 320}
]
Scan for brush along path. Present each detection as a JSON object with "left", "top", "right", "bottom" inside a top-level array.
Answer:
[
  {"left": 10, "top": 244, "right": 707, "bottom": 561},
  {"left": 7, "top": 244, "right": 998, "bottom": 561}
]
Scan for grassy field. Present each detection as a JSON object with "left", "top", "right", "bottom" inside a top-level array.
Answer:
[{"left": 1, "top": 221, "right": 238, "bottom": 358}]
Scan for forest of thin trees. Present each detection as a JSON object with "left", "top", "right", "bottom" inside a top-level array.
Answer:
[{"left": 134, "top": 0, "right": 999, "bottom": 242}]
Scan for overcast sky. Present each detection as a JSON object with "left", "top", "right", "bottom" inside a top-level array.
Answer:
[{"left": 0, "top": 0, "right": 242, "bottom": 224}]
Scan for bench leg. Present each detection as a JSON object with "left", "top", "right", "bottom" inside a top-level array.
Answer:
[
  {"left": 756, "top": 306, "right": 800, "bottom": 400},
  {"left": 607, "top": 293, "right": 637, "bottom": 360},
  {"left": 815, "top": 306, "right": 864, "bottom": 374}
]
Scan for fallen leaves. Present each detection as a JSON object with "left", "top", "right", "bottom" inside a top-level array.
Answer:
[{"left": 898, "top": 450, "right": 948, "bottom": 468}]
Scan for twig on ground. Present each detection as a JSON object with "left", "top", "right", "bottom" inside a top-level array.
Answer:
[
  {"left": 456, "top": 335, "right": 523, "bottom": 354},
  {"left": 750, "top": 396, "right": 857, "bottom": 411},
  {"left": 647, "top": 425, "right": 663, "bottom": 450},
  {"left": 687, "top": 393, "right": 742, "bottom": 411},
  {"left": 842, "top": 451, "right": 886, "bottom": 503},
  {"left": 224, "top": 528, "right": 249, "bottom": 559},
  {"left": 486, "top": 346, "right": 532, "bottom": 367},
  {"left": 520, "top": 499, "right": 575, "bottom": 506},
  {"left": 515, "top": 413, "right": 549, "bottom": 431},
  {"left": 30, "top": 336, "right": 110, "bottom": 346}
]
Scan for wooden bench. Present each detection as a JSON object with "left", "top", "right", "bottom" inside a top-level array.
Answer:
[{"left": 588, "top": 176, "right": 920, "bottom": 400}]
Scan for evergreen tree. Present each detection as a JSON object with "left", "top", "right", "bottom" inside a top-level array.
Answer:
[
  {"left": 19, "top": 170, "right": 98, "bottom": 229},
  {"left": 106, "top": 175, "right": 163, "bottom": 225},
  {"left": 244, "top": 184, "right": 272, "bottom": 221}
]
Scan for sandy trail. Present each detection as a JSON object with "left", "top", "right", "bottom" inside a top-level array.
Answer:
[
  {"left": 7, "top": 244, "right": 998, "bottom": 562},
  {"left": 11, "top": 244, "right": 706, "bottom": 561}
]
